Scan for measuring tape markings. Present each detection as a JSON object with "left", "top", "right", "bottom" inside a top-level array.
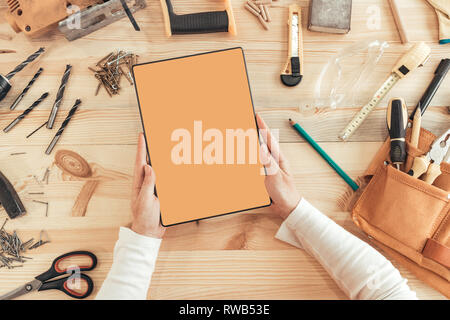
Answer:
[
  {"left": 339, "top": 73, "right": 401, "bottom": 140},
  {"left": 338, "top": 42, "right": 431, "bottom": 141}
]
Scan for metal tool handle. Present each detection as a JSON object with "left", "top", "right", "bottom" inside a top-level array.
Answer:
[
  {"left": 35, "top": 251, "right": 97, "bottom": 282},
  {"left": 38, "top": 273, "right": 94, "bottom": 299}
]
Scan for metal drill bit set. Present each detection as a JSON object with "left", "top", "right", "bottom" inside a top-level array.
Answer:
[
  {"left": 90, "top": 50, "right": 138, "bottom": 96},
  {"left": 1, "top": 48, "right": 82, "bottom": 155},
  {"left": 0, "top": 219, "right": 50, "bottom": 269},
  {"left": 0, "top": 47, "right": 45, "bottom": 103},
  {"left": 10, "top": 67, "right": 44, "bottom": 111},
  {"left": 47, "top": 64, "right": 72, "bottom": 129},
  {"left": 46, "top": 99, "right": 81, "bottom": 155}
]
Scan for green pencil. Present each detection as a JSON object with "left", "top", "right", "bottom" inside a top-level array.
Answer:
[{"left": 289, "top": 119, "right": 359, "bottom": 191}]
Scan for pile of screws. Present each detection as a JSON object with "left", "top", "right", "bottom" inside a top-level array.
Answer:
[
  {"left": 0, "top": 219, "right": 50, "bottom": 269},
  {"left": 89, "top": 50, "right": 138, "bottom": 97}
]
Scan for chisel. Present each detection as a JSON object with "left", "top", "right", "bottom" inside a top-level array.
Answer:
[{"left": 387, "top": 98, "right": 408, "bottom": 170}]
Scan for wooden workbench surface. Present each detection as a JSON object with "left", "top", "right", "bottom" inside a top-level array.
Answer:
[{"left": 0, "top": 0, "right": 448, "bottom": 300}]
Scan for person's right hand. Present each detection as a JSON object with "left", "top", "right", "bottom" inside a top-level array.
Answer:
[
  {"left": 130, "top": 133, "right": 166, "bottom": 239},
  {"left": 256, "top": 114, "right": 301, "bottom": 220}
]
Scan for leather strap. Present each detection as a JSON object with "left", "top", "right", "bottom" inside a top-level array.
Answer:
[{"left": 423, "top": 238, "right": 450, "bottom": 268}]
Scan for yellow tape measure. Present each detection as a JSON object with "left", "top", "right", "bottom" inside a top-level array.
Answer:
[{"left": 339, "top": 42, "right": 431, "bottom": 141}]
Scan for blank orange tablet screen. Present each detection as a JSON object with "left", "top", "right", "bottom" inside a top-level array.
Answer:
[{"left": 133, "top": 48, "right": 271, "bottom": 226}]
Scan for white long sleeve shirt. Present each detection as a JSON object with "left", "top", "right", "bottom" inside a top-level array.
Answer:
[{"left": 95, "top": 198, "right": 417, "bottom": 300}]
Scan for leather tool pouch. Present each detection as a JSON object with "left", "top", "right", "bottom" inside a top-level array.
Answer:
[{"left": 352, "top": 126, "right": 450, "bottom": 298}]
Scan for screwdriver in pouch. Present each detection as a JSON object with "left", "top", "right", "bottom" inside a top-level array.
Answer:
[{"left": 387, "top": 98, "right": 408, "bottom": 170}]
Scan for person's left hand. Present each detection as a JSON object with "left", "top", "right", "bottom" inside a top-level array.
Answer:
[{"left": 130, "top": 133, "right": 166, "bottom": 239}]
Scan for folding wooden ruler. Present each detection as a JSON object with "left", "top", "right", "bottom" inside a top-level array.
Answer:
[{"left": 339, "top": 42, "right": 431, "bottom": 141}]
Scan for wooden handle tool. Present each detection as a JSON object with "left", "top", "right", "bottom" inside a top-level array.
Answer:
[
  {"left": 409, "top": 155, "right": 430, "bottom": 178},
  {"left": 388, "top": 0, "right": 409, "bottom": 44},
  {"left": 408, "top": 129, "right": 450, "bottom": 182},
  {"left": 422, "top": 163, "right": 442, "bottom": 184},
  {"left": 410, "top": 107, "right": 422, "bottom": 148}
]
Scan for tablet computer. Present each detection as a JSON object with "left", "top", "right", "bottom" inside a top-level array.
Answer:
[{"left": 133, "top": 47, "right": 271, "bottom": 226}]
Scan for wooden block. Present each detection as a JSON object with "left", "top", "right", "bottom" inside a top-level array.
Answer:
[{"left": 308, "top": 0, "right": 352, "bottom": 34}]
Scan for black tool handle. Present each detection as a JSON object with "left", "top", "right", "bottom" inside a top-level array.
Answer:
[
  {"left": 387, "top": 99, "right": 408, "bottom": 164},
  {"left": 38, "top": 273, "right": 94, "bottom": 299},
  {"left": 0, "top": 74, "right": 12, "bottom": 102},
  {"left": 166, "top": 0, "right": 229, "bottom": 34},
  {"left": 409, "top": 58, "right": 450, "bottom": 119},
  {"left": 35, "top": 251, "right": 97, "bottom": 282},
  {"left": 0, "top": 171, "right": 26, "bottom": 219},
  {"left": 390, "top": 139, "right": 406, "bottom": 164},
  {"left": 281, "top": 57, "right": 302, "bottom": 86}
]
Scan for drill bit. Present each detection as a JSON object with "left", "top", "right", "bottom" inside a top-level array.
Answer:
[
  {"left": 4, "top": 92, "right": 49, "bottom": 133},
  {"left": 120, "top": 0, "right": 141, "bottom": 31},
  {"left": 5, "top": 47, "right": 45, "bottom": 80},
  {"left": 45, "top": 99, "right": 81, "bottom": 155},
  {"left": 26, "top": 121, "right": 48, "bottom": 139},
  {"left": 47, "top": 65, "right": 72, "bottom": 129},
  {"left": 10, "top": 68, "right": 44, "bottom": 110}
]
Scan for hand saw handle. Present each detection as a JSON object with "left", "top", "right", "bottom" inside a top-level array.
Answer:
[{"left": 161, "top": 0, "right": 237, "bottom": 36}]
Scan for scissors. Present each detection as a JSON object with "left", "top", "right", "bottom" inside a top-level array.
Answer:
[
  {"left": 0, "top": 251, "right": 97, "bottom": 300},
  {"left": 408, "top": 129, "right": 450, "bottom": 184}
]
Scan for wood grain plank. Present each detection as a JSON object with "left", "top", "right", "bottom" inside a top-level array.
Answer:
[
  {"left": 0, "top": 141, "right": 377, "bottom": 224},
  {"left": 0, "top": 107, "right": 447, "bottom": 146},
  {"left": 0, "top": 0, "right": 448, "bottom": 112}
]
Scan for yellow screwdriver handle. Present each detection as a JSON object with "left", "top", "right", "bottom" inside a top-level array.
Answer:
[
  {"left": 409, "top": 155, "right": 429, "bottom": 178},
  {"left": 422, "top": 162, "right": 441, "bottom": 184},
  {"left": 392, "top": 42, "right": 431, "bottom": 79}
]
